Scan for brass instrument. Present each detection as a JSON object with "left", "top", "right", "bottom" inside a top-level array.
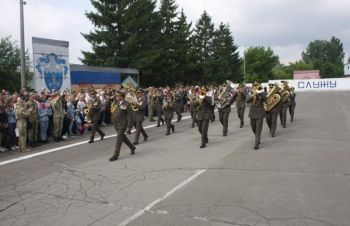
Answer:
[
  {"left": 131, "top": 97, "right": 144, "bottom": 112},
  {"left": 110, "top": 101, "right": 118, "bottom": 114},
  {"left": 124, "top": 90, "right": 140, "bottom": 112},
  {"left": 264, "top": 83, "right": 281, "bottom": 112},
  {"left": 251, "top": 84, "right": 264, "bottom": 106},
  {"left": 163, "top": 95, "right": 173, "bottom": 110},
  {"left": 215, "top": 80, "right": 235, "bottom": 109},
  {"left": 280, "top": 81, "right": 291, "bottom": 103}
]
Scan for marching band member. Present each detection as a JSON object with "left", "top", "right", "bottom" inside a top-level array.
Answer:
[
  {"left": 289, "top": 87, "right": 296, "bottom": 122},
  {"left": 174, "top": 87, "right": 184, "bottom": 122},
  {"left": 265, "top": 83, "right": 281, "bottom": 137},
  {"left": 196, "top": 87, "right": 213, "bottom": 148},
  {"left": 247, "top": 82, "right": 267, "bottom": 150},
  {"left": 132, "top": 89, "right": 148, "bottom": 145},
  {"left": 189, "top": 88, "right": 198, "bottom": 128},
  {"left": 154, "top": 88, "right": 165, "bottom": 127},
  {"left": 109, "top": 91, "right": 136, "bottom": 161},
  {"left": 163, "top": 92, "right": 175, "bottom": 135},
  {"left": 87, "top": 90, "right": 105, "bottom": 143},
  {"left": 235, "top": 84, "right": 247, "bottom": 128},
  {"left": 279, "top": 81, "right": 290, "bottom": 128},
  {"left": 216, "top": 82, "right": 235, "bottom": 136}
]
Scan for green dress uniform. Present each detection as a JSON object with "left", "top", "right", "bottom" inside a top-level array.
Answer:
[
  {"left": 235, "top": 91, "right": 247, "bottom": 128},
  {"left": 132, "top": 96, "right": 148, "bottom": 144},
  {"left": 87, "top": 97, "right": 105, "bottom": 143},
  {"left": 163, "top": 97, "right": 175, "bottom": 135},
  {"left": 109, "top": 99, "right": 136, "bottom": 161},
  {"left": 247, "top": 92, "right": 267, "bottom": 150},
  {"left": 196, "top": 96, "right": 213, "bottom": 148},
  {"left": 174, "top": 91, "right": 184, "bottom": 122}
]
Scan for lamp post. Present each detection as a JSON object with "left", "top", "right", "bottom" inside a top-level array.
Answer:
[{"left": 20, "top": 0, "right": 26, "bottom": 89}]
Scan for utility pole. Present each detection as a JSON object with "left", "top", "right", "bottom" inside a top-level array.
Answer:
[{"left": 20, "top": 0, "right": 26, "bottom": 89}]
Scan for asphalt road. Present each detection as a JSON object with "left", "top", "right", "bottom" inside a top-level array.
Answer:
[{"left": 1, "top": 92, "right": 350, "bottom": 226}]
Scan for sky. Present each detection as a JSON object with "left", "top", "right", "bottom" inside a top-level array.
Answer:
[{"left": 1, "top": 0, "right": 350, "bottom": 65}]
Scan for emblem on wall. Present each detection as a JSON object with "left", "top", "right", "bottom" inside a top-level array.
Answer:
[{"left": 35, "top": 53, "right": 69, "bottom": 92}]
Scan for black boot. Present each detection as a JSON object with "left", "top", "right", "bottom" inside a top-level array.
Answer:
[
  {"left": 109, "top": 154, "right": 118, "bottom": 161},
  {"left": 171, "top": 125, "right": 175, "bottom": 133}
]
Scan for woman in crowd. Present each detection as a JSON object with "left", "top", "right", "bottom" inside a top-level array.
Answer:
[
  {"left": 38, "top": 97, "right": 49, "bottom": 143},
  {"left": 66, "top": 95, "right": 76, "bottom": 137},
  {"left": 5, "top": 100, "right": 17, "bottom": 150}
]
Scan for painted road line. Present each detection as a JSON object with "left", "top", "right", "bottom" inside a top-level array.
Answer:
[{"left": 118, "top": 169, "right": 207, "bottom": 226}]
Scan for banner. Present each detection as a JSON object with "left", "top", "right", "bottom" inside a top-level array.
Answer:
[
  {"left": 269, "top": 78, "right": 350, "bottom": 92},
  {"left": 32, "top": 37, "right": 71, "bottom": 93}
]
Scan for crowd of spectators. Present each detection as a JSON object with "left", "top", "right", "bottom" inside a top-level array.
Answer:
[{"left": 0, "top": 86, "right": 193, "bottom": 152}]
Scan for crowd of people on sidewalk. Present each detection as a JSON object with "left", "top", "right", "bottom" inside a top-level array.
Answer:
[{"left": 0, "top": 86, "right": 193, "bottom": 152}]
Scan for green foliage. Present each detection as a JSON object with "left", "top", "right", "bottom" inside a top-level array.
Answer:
[
  {"left": 0, "top": 36, "right": 31, "bottom": 92},
  {"left": 211, "top": 23, "right": 241, "bottom": 83},
  {"left": 82, "top": 1, "right": 241, "bottom": 87},
  {"left": 302, "top": 36, "right": 344, "bottom": 78},
  {"left": 244, "top": 46, "right": 279, "bottom": 83}
]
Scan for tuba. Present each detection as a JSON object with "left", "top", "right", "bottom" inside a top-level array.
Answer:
[
  {"left": 215, "top": 80, "right": 235, "bottom": 109},
  {"left": 125, "top": 91, "right": 139, "bottom": 111},
  {"left": 264, "top": 83, "right": 281, "bottom": 112}
]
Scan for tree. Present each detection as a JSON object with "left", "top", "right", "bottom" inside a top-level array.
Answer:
[
  {"left": 172, "top": 9, "right": 192, "bottom": 85},
  {"left": 244, "top": 46, "right": 279, "bottom": 83},
  {"left": 0, "top": 36, "right": 31, "bottom": 92},
  {"left": 190, "top": 11, "right": 215, "bottom": 83},
  {"left": 302, "top": 36, "right": 345, "bottom": 78},
  {"left": 211, "top": 23, "right": 241, "bottom": 84},
  {"left": 81, "top": 0, "right": 128, "bottom": 67},
  {"left": 122, "top": 0, "right": 162, "bottom": 86},
  {"left": 157, "top": 0, "right": 179, "bottom": 85}
]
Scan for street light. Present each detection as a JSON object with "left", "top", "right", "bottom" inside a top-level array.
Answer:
[{"left": 20, "top": 0, "right": 26, "bottom": 89}]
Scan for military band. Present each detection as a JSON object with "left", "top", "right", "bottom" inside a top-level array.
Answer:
[
  {"left": 87, "top": 90, "right": 105, "bottom": 143},
  {"left": 163, "top": 92, "right": 175, "bottom": 135}
]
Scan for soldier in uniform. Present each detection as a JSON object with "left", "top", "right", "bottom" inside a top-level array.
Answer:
[
  {"left": 189, "top": 88, "right": 198, "bottom": 128},
  {"left": 265, "top": 83, "right": 281, "bottom": 137},
  {"left": 25, "top": 93, "right": 40, "bottom": 147},
  {"left": 279, "top": 81, "right": 290, "bottom": 128},
  {"left": 109, "top": 91, "right": 136, "bottom": 161},
  {"left": 235, "top": 84, "right": 247, "bottom": 128},
  {"left": 247, "top": 82, "right": 267, "bottom": 150},
  {"left": 174, "top": 87, "right": 184, "bottom": 122},
  {"left": 126, "top": 88, "right": 136, "bottom": 134},
  {"left": 154, "top": 89, "right": 165, "bottom": 127},
  {"left": 87, "top": 90, "right": 105, "bottom": 143},
  {"left": 148, "top": 88, "right": 156, "bottom": 122},
  {"left": 132, "top": 89, "right": 148, "bottom": 145},
  {"left": 163, "top": 92, "right": 175, "bottom": 135},
  {"left": 15, "top": 97, "right": 29, "bottom": 152},
  {"left": 196, "top": 87, "right": 213, "bottom": 148},
  {"left": 289, "top": 87, "right": 296, "bottom": 122},
  {"left": 51, "top": 92, "right": 64, "bottom": 142},
  {"left": 217, "top": 85, "right": 235, "bottom": 136}
]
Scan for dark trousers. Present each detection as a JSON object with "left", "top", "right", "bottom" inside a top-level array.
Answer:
[
  {"left": 197, "top": 119, "right": 209, "bottom": 146},
  {"left": 219, "top": 111, "right": 230, "bottom": 134},
  {"left": 237, "top": 107, "right": 245, "bottom": 127},
  {"left": 6, "top": 123, "right": 16, "bottom": 148},
  {"left": 280, "top": 105, "right": 288, "bottom": 127},
  {"left": 114, "top": 127, "right": 134, "bottom": 157},
  {"left": 190, "top": 111, "right": 197, "bottom": 128},
  {"left": 175, "top": 104, "right": 182, "bottom": 122},
  {"left": 250, "top": 118, "right": 264, "bottom": 148},
  {"left": 266, "top": 112, "right": 278, "bottom": 137},
  {"left": 157, "top": 109, "right": 164, "bottom": 126},
  {"left": 133, "top": 120, "right": 148, "bottom": 142},
  {"left": 289, "top": 104, "right": 296, "bottom": 122},
  {"left": 165, "top": 117, "right": 174, "bottom": 134},
  {"left": 90, "top": 120, "right": 104, "bottom": 140}
]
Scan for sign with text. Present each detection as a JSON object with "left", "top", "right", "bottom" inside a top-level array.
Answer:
[{"left": 269, "top": 78, "right": 350, "bottom": 92}]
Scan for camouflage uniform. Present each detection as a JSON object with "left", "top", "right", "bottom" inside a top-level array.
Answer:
[
  {"left": 15, "top": 102, "right": 28, "bottom": 151},
  {"left": 51, "top": 95, "right": 64, "bottom": 141},
  {"left": 25, "top": 99, "right": 39, "bottom": 145}
]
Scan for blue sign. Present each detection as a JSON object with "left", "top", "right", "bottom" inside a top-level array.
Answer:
[{"left": 35, "top": 53, "right": 69, "bottom": 92}]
